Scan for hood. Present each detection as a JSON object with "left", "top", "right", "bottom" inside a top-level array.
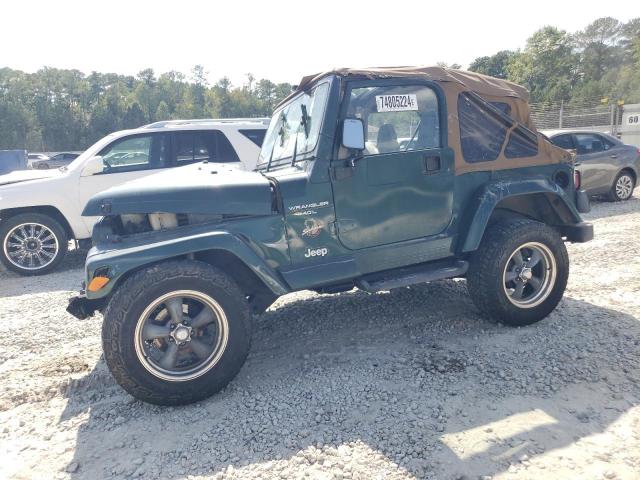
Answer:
[
  {"left": 82, "top": 162, "right": 274, "bottom": 217},
  {"left": 0, "top": 168, "right": 61, "bottom": 186}
]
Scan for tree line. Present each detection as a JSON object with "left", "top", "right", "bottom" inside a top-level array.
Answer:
[
  {"left": 468, "top": 17, "right": 640, "bottom": 105},
  {"left": 0, "top": 16, "right": 638, "bottom": 152},
  {"left": 0, "top": 66, "right": 292, "bottom": 151}
]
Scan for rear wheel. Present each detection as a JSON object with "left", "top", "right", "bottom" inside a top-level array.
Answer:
[
  {"left": 467, "top": 219, "right": 569, "bottom": 326},
  {"left": 102, "top": 260, "right": 251, "bottom": 405},
  {"left": 608, "top": 170, "right": 635, "bottom": 201},
  {"left": 0, "top": 213, "right": 68, "bottom": 275}
]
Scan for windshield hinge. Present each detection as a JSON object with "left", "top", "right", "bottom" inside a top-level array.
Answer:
[{"left": 331, "top": 163, "right": 354, "bottom": 181}]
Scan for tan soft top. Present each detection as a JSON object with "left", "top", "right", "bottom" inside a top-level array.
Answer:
[
  {"left": 282, "top": 66, "right": 570, "bottom": 174},
  {"left": 291, "top": 66, "right": 530, "bottom": 102},
  {"left": 282, "top": 66, "right": 535, "bottom": 130}
]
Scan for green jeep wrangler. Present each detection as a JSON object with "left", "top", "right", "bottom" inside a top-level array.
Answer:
[{"left": 68, "top": 67, "right": 593, "bottom": 405}]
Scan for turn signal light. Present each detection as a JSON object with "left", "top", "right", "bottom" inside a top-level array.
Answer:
[{"left": 87, "top": 276, "right": 110, "bottom": 292}]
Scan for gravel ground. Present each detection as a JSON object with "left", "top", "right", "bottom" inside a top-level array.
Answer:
[{"left": 1, "top": 193, "right": 639, "bottom": 480}]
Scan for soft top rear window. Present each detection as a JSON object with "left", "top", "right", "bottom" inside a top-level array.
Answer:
[
  {"left": 458, "top": 92, "right": 511, "bottom": 163},
  {"left": 490, "top": 102, "right": 512, "bottom": 117},
  {"left": 459, "top": 93, "right": 538, "bottom": 162},
  {"left": 505, "top": 125, "right": 538, "bottom": 158}
]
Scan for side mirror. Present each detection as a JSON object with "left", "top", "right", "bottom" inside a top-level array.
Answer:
[
  {"left": 342, "top": 118, "right": 365, "bottom": 150},
  {"left": 81, "top": 155, "right": 104, "bottom": 176}
]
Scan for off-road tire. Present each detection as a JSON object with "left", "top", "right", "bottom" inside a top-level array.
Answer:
[
  {"left": 102, "top": 260, "right": 252, "bottom": 405},
  {"left": 607, "top": 170, "right": 635, "bottom": 202},
  {"left": 0, "top": 212, "right": 68, "bottom": 275},
  {"left": 466, "top": 219, "right": 569, "bottom": 326}
]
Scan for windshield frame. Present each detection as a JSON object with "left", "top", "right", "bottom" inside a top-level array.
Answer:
[{"left": 257, "top": 80, "right": 331, "bottom": 171}]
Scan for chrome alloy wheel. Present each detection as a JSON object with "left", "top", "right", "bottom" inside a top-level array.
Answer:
[
  {"left": 134, "top": 290, "right": 229, "bottom": 382},
  {"left": 3, "top": 223, "right": 59, "bottom": 271},
  {"left": 615, "top": 174, "right": 634, "bottom": 200},
  {"left": 503, "top": 242, "right": 557, "bottom": 309}
]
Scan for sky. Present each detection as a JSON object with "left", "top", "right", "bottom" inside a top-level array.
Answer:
[{"left": 2, "top": 0, "right": 639, "bottom": 86}]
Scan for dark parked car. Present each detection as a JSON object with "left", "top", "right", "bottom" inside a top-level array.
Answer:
[
  {"left": 27, "top": 153, "right": 51, "bottom": 168},
  {"left": 546, "top": 130, "right": 640, "bottom": 201},
  {"left": 31, "top": 152, "right": 81, "bottom": 169}
]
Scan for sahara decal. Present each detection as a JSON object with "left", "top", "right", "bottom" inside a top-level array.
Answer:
[
  {"left": 375, "top": 94, "right": 418, "bottom": 112},
  {"left": 288, "top": 201, "right": 330, "bottom": 216},
  {"left": 304, "top": 247, "right": 328, "bottom": 258},
  {"left": 302, "top": 218, "right": 323, "bottom": 238}
]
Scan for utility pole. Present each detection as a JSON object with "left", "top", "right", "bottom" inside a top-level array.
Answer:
[{"left": 603, "top": 97, "right": 624, "bottom": 136}]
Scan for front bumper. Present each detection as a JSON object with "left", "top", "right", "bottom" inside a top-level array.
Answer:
[
  {"left": 67, "top": 291, "right": 103, "bottom": 320},
  {"left": 558, "top": 222, "right": 594, "bottom": 243}
]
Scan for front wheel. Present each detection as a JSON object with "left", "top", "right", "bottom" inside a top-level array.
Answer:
[
  {"left": 466, "top": 219, "right": 569, "bottom": 326},
  {"left": 102, "top": 260, "right": 252, "bottom": 405}
]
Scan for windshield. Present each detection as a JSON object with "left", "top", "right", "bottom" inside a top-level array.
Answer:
[
  {"left": 62, "top": 133, "right": 120, "bottom": 172},
  {"left": 257, "top": 82, "right": 329, "bottom": 170}
]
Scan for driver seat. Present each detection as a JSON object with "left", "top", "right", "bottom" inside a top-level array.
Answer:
[{"left": 377, "top": 124, "right": 399, "bottom": 153}]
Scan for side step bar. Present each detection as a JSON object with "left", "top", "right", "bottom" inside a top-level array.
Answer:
[{"left": 357, "top": 259, "right": 469, "bottom": 292}]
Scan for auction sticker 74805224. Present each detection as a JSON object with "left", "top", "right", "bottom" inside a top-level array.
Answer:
[{"left": 375, "top": 94, "right": 418, "bottom": 112}]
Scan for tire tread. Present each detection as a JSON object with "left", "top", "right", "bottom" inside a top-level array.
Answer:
[
  {"left": 467, "top": 218, "right": 569, "bottom": 326},
  {"left": 102, "top": 260, "right": 251, "bottom": 405}
]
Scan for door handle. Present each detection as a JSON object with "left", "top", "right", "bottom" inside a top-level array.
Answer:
[
  {"left": 423, "top": 155, "right": 441, "bottom": 174},
  {"left": 610, "top": 154, "right": 618, "bottom": 159}
]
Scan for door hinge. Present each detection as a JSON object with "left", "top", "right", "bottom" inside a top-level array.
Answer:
[{"left": 331, "top": 164, "right": 354, "bottom": 181}]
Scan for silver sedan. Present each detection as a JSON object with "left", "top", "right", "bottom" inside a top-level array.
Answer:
[
  {"left": 546, "top": 130, "right": 639, "bottom": 201},
  {"left": 31, "top": 152, "right": 80, "bottom": 169}
]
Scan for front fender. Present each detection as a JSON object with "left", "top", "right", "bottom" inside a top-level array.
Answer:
[
  {"left": 84, "top": 229, "right": 290, "bottom": 300},
  {"left": 459, "top": 178, "right": 583, "bottom": 253}
]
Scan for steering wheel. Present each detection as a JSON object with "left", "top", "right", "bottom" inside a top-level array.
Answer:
[{"left": 102, "top": 156, "right": 113, "bottom": 172}]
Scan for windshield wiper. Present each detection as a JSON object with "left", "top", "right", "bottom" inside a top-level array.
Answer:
[
  {"left": 266, "top": 114, "right": 288, "bottom": 171},
  {"left": 266, "top": 139, "right": 276, "bottom": 172},
  {"left": 292, "top": 104, "right": 310, "bottom": 166},
  {"left": 290, "top": 133, "right": 298, "bottom": 166}
]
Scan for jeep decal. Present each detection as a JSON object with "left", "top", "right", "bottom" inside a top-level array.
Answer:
[{"left": 304, "top": 247, "right": 328, "bottom": 258}]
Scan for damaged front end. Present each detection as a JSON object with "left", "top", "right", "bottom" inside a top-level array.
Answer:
[
  {"left": 92, "top": 211, "right": 231, "bottom": 243},
  {"left": 67, "top": 288, "right": 105, "bottom": 320},
  {"left": 83, "top": 163, "right": 277, "bottom": 245},
  {"left": 66, "top": 163, "right": 286, "bottom": 320}
]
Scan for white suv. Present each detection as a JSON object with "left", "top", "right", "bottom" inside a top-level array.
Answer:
[{"left": 0, "top": 119, "right": 268, "bottom": 275}]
